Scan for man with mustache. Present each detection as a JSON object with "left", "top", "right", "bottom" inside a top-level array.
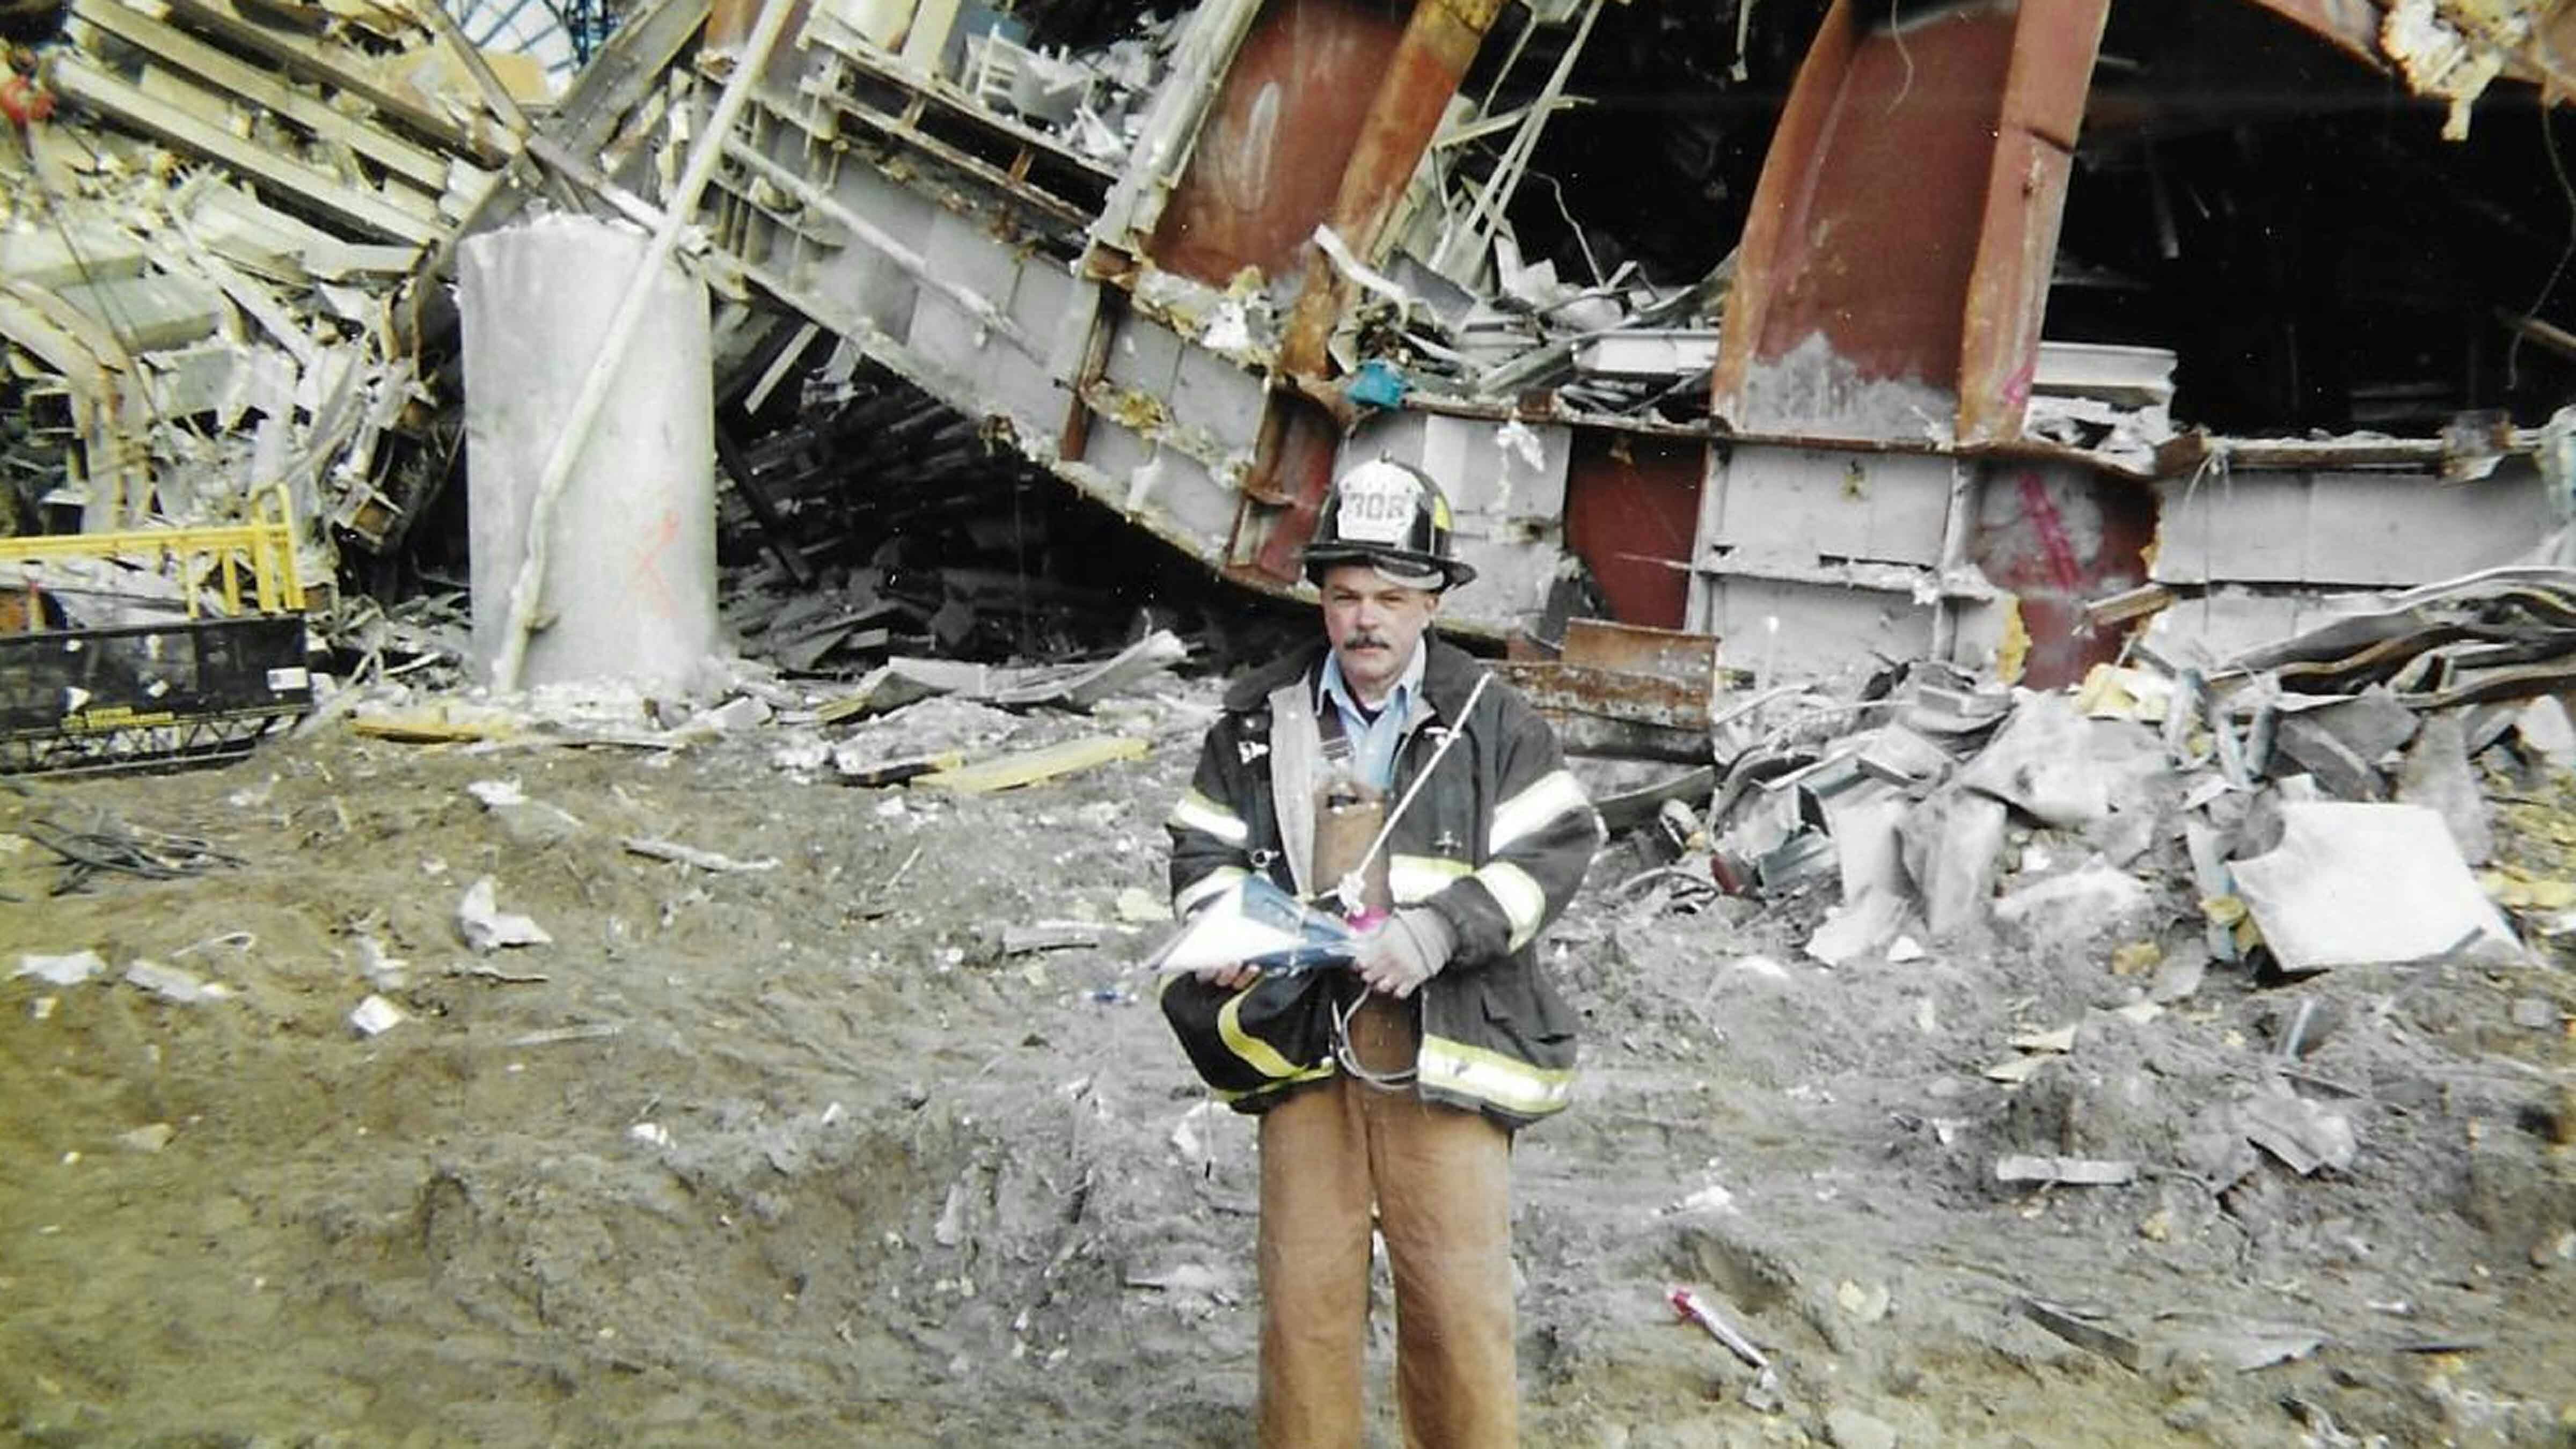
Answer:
[{"left": 1164, "top": 458, "right": 1601, "bottom": 1447}]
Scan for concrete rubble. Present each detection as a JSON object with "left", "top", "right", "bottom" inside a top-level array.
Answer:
[{"left": 1662, "top": 565, "right": 2576, "bottom": 973}]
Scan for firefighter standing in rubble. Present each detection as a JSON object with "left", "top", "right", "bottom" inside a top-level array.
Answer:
[{"left": 1162, "top": 458, "right": 1602, "bottom": 1447}]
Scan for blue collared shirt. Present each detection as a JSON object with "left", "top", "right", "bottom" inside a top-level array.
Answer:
[{"left": 1318, "top": 646, "right": 1425, "bottom": 793}]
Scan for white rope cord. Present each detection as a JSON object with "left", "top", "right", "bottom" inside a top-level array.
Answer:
[{"left": 1330, "top": 670, "right": 1494, "bottom": 1091}]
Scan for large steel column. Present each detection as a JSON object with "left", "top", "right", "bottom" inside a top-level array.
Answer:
[
  {"left": 1276, "top": 0, "right": 1505, "bottom": 376},
  {"left": 1709, "top": 0, "right": 2108, "bottom": 443},
  {"left": 1244, "top": 0, "right": 1503, "bottom": 584}
]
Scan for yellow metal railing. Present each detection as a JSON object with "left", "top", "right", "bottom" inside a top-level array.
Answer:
[{"left": 2, "top": 485, "right": 306, "bottom": 621}]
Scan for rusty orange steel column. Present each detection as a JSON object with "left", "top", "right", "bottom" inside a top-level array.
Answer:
[
  {"left": 1957, "top": 0, "right": 2110, "bottom": 443},
  {"left": 1277, "top": 0, "right": 1505, "bottom": 379},
  {"left": 1711, "top": 0, "right": 2106, "bottom": 442}
]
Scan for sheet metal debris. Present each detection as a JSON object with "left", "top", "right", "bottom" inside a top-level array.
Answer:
[{"left": 2229, "top": 802, "right": 2520, "bottom": 974}]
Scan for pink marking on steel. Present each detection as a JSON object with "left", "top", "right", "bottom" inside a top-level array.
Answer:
[{"left": 2015, "top": 470, "right": 2083, "bottom": 597}]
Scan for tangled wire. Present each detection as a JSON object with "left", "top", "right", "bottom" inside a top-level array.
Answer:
[{"left": 17, "top": 801, "right": 241, "bottom": 895}]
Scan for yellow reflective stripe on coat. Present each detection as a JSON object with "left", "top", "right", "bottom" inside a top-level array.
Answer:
[
  {"left": 1473, "top": 860, "right": 1549, "bottom": 949},
  {"left": 1418, "top": 1034, "right": 1574, "bottom": 1116},
  {"left": 1169, "top": 788, "right": 1249, "bottom": 847},
  {"left": 1174, "top": 864, "right": 1249, "bottom": 917},
  {"left": 1389, "top": 853, "right": 1472, "bottom": 905},
  {"left": 1489, "top": 769, "right": 1591, "bottom": 853},
  {"left": 1218, "top": 985, "right": 1304, "bottom": 1080}
]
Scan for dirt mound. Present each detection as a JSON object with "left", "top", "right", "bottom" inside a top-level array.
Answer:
[{"left": 3, "top": 688, "right": 2572, "bottom": 1445}]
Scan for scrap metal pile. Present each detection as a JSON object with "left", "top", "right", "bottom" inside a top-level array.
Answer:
[
  {"left": 1646, "top": 566, "right": 2576, "bottom": 987},
  {"left": 0, "top": 0, "right": 546, "bottom": 611},
  {"left": 0, "top": 0, "right": 545, "bottom": 768}
]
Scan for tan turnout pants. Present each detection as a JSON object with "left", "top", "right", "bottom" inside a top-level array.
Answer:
[{"left": 1254, "top": 993, "right": 1517, "bottom": 1448}]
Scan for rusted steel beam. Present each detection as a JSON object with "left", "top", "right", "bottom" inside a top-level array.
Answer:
[
  {"left": 1712, "top": 1, "right": 2018, "bottom": 436},
  {"left": 1240, "top": 0, "right": 1504, "bottom": 576},
  {"left": 1278, "top": 0, "right": 1507, "bottom": 377},
  {"left": 1561, "top": 618, "right": 1722, "bottom": 688},
  {"left": 1707, "top": 0, "right": 1853, "bottom": 428},
  {"left": 1147, "top": 0, "right": 1411, "bottom": 286},
  {"left": 1487, "top": 661, "right": 1717, "bottom": 762},
  {"left": 1239, "top": 394, "right": 1342, "bottom": 584},
  {"left": 1712, "top": 0, "right": 2105, "bottom": 444},
  {"left": 1958, "top": 0, "right": 2109, "bottom": 444}
]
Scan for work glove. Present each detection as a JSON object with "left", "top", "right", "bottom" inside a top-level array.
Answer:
[{"left": 1352, "top": 905, "right": 1457, "bottom": 999}]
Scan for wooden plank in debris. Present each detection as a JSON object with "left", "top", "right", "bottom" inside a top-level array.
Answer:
[
  {"left": 73, "top": 0, "right": 450, "bottom": 193},
  {"left": 1994, "top": 1155, "right": 2137, "bottom": 1186},
  {"left": 349, "top": 711, "right": 516, "bottom": 742},
  {"left": 1001, "top": 922, "right": 1104, "bottom": 955},
  {"left": 0, "top": 284, "right": 122, "bottom": 375},
  {"left": 152, "top": 0, "right": 496, "bottom": 160},
  {"left": 50, "top": 54, "right": 440, "bottom": 246},
  {"left": 2017, "top": 1298, "right": 2142, "bottom": 1371},
  {"left": 913, "top": 736, "right": 1150, "bottom": 794},
  {"left": 835, "top": 750, "right": 964, "bottom": 787}
]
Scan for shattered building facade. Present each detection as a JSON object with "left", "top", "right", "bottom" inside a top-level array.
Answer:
[{"left": 6, "top": 0, "right": 2576, "bottom": 755}]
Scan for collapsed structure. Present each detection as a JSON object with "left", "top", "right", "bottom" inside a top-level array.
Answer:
[{"left": 4, "top": 0, "right": 2576, "bottom": 763}]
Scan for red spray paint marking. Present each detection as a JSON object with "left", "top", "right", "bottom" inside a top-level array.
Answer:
[{"left": 2014, "top": 470, "right": 2083, "bottom": 597}]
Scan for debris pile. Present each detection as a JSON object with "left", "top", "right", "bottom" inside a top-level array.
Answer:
[
  {"left": 1, "top": 0, "right": 537, "bottom": 619},
  {"left": 1660, "top": 569, "right": 2576, "bottom": 976}
]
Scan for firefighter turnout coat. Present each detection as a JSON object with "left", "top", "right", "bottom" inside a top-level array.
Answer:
[{"left": 1165, "top": 637, "right": 1602, "bottom": 1129}]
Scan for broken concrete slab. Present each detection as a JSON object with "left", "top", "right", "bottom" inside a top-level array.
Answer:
[
  {"left": 1992, "top": 862, "right": 2156, "bottom": 959},
  {"left": 1959, "top": 693, "right": 2109, "bottom": 828},
  {"left": 2270, "top": 687, "right": 2418, "bottom": 798},
  {"left": 1994, "top": 1155, "right": 2136, "bottom": 1186},
  {"left": 2148, "top": 939, "right": 2211, "bottom": 1004},
  {"left": 2520, "top": 696, "right": 2575, "bottom": 770},
  {"left": 2229, "top": 802, "right": 2521, "bottom": 973},
  {"left": 1899, "top": 787, "right": 2008, "bottom": 940},
  {"left": 1823, "top": 788, "right": 1909, "bottom": 902},
  {"left": 2240, "top": 1087, "right": 2358, "bottom": 1176},
  {"left": 1804, "top": 887, "right": 1907, "bottom": 968},
  {"left": 2395, "top": 711, "right": 2493, "bottom": 863}
]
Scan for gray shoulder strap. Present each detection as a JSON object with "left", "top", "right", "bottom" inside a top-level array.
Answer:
[{"left": 1267, "top": 677, "right": 1319, "bottom": 898}]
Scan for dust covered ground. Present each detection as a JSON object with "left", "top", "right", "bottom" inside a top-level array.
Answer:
[{"left": 4, "top": 677, "right": 2574, "bottom": 1448}]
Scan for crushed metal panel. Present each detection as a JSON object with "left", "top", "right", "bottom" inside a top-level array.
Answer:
[
  {"left": 1165, "top": 338, "right": 1269, "bottom": 457},
  {"left": 1702, "top": 444, "right": 1955, "bottom": 570},
  {"left": 1701, "top": 574, "right": 1937, "bottom": 683},
  {"left": 2151, "top": 458, "right": 2562, "bottom": 588},
  {"left": 906, "top": 210, "right": 1073, "bottom": 426},
  {"left": 1105, "top": 431, "right": 1243, "bottom": 545},
  {"left": 2144, "top": 589, "right": 2355, "bottom": 664},
  {"left": 1099, "top": 311, "right": 1190, "bottom": 397},
  {"left": 1563, "top": 428, "right": 1702, "bottom": 631},
  {"left": 1145, "top": 0, "right": 1410, "bottom": 286}
]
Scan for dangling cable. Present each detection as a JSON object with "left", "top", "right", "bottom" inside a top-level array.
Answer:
[
  {"left": 1326, "top": 670, "right": 1495, "bottom": 1090},
  {"left": 2508, "top": 103, "right": 2576, "bottom": 393}
]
